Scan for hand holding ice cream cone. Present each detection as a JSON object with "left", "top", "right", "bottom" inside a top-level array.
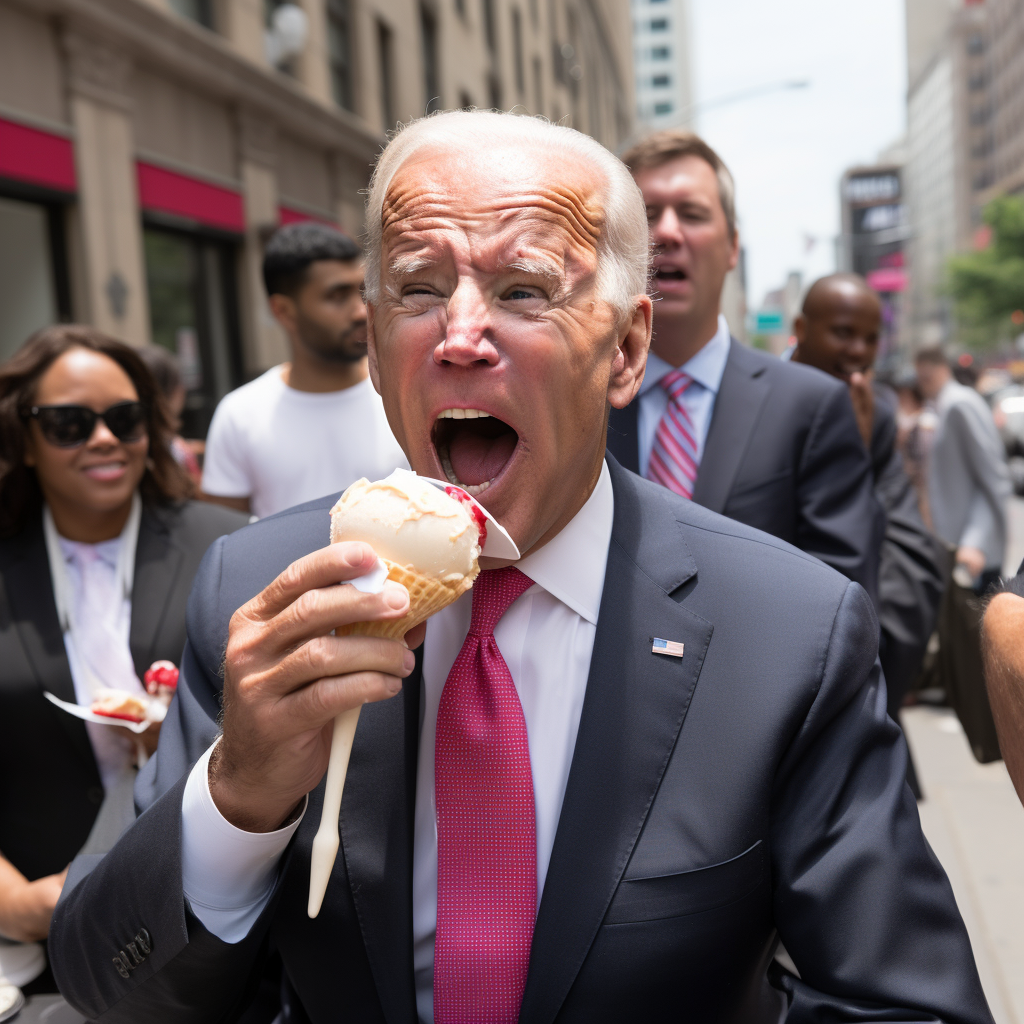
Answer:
[{"left": 308, "top": 470, "right": 486, "bottom": 917}]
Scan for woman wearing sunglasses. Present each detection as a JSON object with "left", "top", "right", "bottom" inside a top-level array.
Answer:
[{"left": 0, "top": 324, "right": 247, "bottom": 993}]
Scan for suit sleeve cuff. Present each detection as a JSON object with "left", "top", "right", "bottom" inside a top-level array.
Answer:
[{"left": 181, "top": 740, "right": 305, "bottom": 943}]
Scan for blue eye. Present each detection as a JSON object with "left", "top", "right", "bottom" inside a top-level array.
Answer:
[{"left": 506, "top": 289, "right": 536, "bottom": 300}]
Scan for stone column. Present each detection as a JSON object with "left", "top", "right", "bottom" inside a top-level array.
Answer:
[
  {"left": 296, "top": 0, "right": 334, "bottom": 106},
  {"left": 220, "top": 0, "right": 266, "bottom": 65},
  {"left": 237, "top": 108, "right": 289, "bottom": 376},
  {"left": 63, "top": 30, "right": 150, "bottom": 346}
]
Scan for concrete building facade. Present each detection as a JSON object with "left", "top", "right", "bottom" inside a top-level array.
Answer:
[
  {"left": 0, "top": 0, "right": 634, "bottom": 436},
  {"left": 903, "top": 0, "right": 992, "bottom": 348},
  {"left": 630, "top": 0, "right": 691, "bottom": 130}
]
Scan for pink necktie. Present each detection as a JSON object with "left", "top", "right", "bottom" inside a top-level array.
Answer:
[
  {"left": 434, "top": 566, "right": 537, "bottom": 1024},
  {"left": 646, "top": 368, "right": 699, "bottom": 499}
]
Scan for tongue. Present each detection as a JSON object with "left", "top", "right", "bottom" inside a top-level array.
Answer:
[{"left": 448, "top": 425, "right": 517, "bottom": 486}]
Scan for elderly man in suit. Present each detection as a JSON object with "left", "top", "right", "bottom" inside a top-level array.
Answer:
[
  {"left": 51, "top": 111, "right": 989, "bottom": 1024},
  {"left": 606, "top": 131, "right": 882, "bottom": 603}
]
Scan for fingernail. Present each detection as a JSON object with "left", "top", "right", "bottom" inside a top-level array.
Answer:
[
  {"left": 388, "top": 677, "right": 403, "bottom": 695},
  {"left": 403, "top": 649, "right": 416, "bottom": 672},
  {"left": 343, "top": 542, "right": 370, "bottom": 567},
  {"left": 384, "top": 583, "right": 409, "bottom": 610}
]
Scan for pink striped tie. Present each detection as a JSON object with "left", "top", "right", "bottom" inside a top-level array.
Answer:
[
  {"left": 434, "top": 566, "right": 537, "bottom": 1024},
  {"left": 646, "top": 368, "right": 699, "bottom": 499}
]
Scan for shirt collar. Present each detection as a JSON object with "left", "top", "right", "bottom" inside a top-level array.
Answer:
[
  {"left": 514, "top": 459, "right": 613, "bottom": 625},
  {"left": 640, "top": 314, "right": 732, "bottom": 396}
]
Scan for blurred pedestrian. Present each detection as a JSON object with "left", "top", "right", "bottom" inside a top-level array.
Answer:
[
  {"left": 201, "top": 223, "right": 407, "bottom": 518},
  {"left": 136, "top": 344, "right": 202, "bottom": 488},
  {"left": 0, "top": 325, "right": 246, "bottom": 992},
  {"left": 915, "top": 346, "right": 1010, "bottom": 592},
  {"left": 791, "top": 275, "right": 944, "bottom": 781},
  {"left": 893, "top": 370, "right": 936, "bottom": 527},
  {"left": 607, "top": 130, "right": 882, "bottom": 602}
]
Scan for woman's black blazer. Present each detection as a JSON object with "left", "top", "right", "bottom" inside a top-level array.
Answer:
[{"left": 0, "top": 500, "right": 247, "bottom": 881}]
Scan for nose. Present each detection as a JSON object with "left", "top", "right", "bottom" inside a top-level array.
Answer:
[
  {"left": 434, "top": 280, "right": 499, "bottom": 368},
  {"left": 87, "top": 416, "right": 119, "bottom": 448},
  {"left": 651, "top": 206, "right": 685, "bottom": 248}
]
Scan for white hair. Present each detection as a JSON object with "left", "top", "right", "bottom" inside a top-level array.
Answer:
[{"left": 364, "top": 110, "right": 650, "bottom": 319}]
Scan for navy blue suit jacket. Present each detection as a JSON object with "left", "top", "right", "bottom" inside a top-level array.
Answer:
[
  {"left": 608, "top": 338, "right": 884, "bottom": 605},
  {"left": 51, "top": 458, "right": 989, "bottom": 1024}
]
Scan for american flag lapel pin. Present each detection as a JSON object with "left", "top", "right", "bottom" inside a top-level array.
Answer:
[{"left": 652, "top": 637, "right": 685, "bottom": 658}]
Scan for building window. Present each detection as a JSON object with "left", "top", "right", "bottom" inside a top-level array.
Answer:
[
  {"left": 143, "top": 226, "right": 242, "bottom": 439},
  {"left": 328, "top": 0, "right": 355, "bottom": 112},
  {"left": 652, "top": 73, "right": 670, "bottom": 87},
  {"left": 512, "top": 8, "right": 525, "bottom": 97},
  {"left": 460, "top": 91, "right": 474, "bottom": 110},
  {"left": 649, "top": 18, "right": 668, "bottom": 30},
  {"left": 482, "top": 0, "right": 497, "bottom": 53},
  {"left": 378, "top": 20, "right": 395, "bottom": 131},
  {"left": 533, "top": 55, "right": 543, "bottom": 113},
  {"left": 651, "top": 46, "right": 670, "bottom": 59},
  {"left": 0, "top": 195, "right": 70, "bottom": 360},
  {"left": 529, "top": 0, "right": 539, "bottom": 28},
  {"left": 654, "top": 101, "right": 672, "bottom": 115},
  {"left": 169, "top": 0, "right": 214, "bottom": 29},
  {"left": 421, "top": 5, "right": 441, "bottom": 113},
  {"left": 489, "top": 74, "right": 502, "bottom": 110}
]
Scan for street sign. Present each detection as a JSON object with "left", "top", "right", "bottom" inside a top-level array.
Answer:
[{"left": 753, "top": 309, "right": 785, "bottom": 333}]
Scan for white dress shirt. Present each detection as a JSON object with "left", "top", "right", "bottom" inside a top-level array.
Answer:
[
  {"left": 179, "top": 463, "right": 615, "bottom": 1024},
  {"left": 636, "top": 314, "right": 732, "bottom": 477},
  {"left": 43, "top": 497, "right": 145, "bottom": 795}
]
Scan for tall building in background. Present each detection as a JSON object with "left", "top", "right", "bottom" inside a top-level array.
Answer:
[
  {"left": 631, "top": 0, "right": 693, "bottom": 129},
  {"left": 0, "top": 0, "right": 634, "bottom": 436},
  {"left": 839, "top": 147, "right": 909, "bottom": 359},
  {"left": 903, "top": 0, "right": 991, "bottom": 348}
]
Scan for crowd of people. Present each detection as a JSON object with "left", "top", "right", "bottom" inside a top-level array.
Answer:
[{"left": 0, "top": 112, "right": 1016, "bottom": 1023}]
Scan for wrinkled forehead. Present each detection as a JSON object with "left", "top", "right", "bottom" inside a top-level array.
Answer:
[{"left": 380, "top": 144, "right": 607, "bottom": 263}]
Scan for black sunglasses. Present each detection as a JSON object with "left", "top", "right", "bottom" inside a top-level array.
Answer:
[{"left": 28, "top": 401, "right": 147, "bottom": 449}]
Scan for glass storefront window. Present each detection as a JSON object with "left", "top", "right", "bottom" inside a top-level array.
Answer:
[
  {"left": 0, "top": 196, "right": 60, "bottom": 360},
  {"left": 143, "top": 226, "right": 242, "bottom": 439}
]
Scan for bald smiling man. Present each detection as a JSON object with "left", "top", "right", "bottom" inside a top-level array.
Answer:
[
  {"left": 51, "top": 114, "right": 989, "bottom": 1024},
  {"left": 792, "top": 274, "right": 943, "bottom": 757}
]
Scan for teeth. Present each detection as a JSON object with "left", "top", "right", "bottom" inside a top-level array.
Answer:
[
  {"left": 436, "top": 409, "right": 492, "bottom": 419},
  {"left": 439, "top": 446, "right": 495, "bottom": 497}
]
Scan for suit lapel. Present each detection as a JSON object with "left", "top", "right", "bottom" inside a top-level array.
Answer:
[
  {"left": 519, "top": 460, "right": 714, "bottom": 1024},
  {"left": 336, "top": 656, "right": 422, "bottom": 1024},
  {"left": 1, "top": 520, "right": 96, "bottom": 772},
  {"left": 128, "top": 506, "right": 184, "bottom": 678},
  {"left": 606, "top": 403, "right": 640, "bottom": 474},
  {"left": 691, "top": 339, "right": 770, "bottom": 513}
]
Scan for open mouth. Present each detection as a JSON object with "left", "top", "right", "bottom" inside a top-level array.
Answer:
[
  {"left": 653, "top": 266, "right": 688, "bottom": 285},
  {"left": 431, "top": 409, "right": 520, "bottom": 497}
]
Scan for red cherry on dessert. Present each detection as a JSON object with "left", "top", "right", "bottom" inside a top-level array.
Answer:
[{"left": 144, "top": 660, "right": 179, "bottom": 694}]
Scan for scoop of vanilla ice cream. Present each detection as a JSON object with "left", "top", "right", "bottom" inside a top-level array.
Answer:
[{"left": 330, "top": 470, "right": 481, "bottom": 582}]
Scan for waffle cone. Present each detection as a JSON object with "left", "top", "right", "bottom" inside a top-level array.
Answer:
[{"left": 335, "top": 559, "right": 478, "bottom": 642}]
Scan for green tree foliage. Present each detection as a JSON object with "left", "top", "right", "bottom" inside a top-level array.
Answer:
[{"left": 947, "top": 196, "right": 1024, "bottom": 349}]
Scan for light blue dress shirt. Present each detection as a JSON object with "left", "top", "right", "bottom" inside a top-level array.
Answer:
[{"left": 637, "top": 315, "right": 733, "bottom": 478}]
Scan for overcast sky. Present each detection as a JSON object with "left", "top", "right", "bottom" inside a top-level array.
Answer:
[{"left": 688, "top": 0, "right": 907, "bottom": 308}]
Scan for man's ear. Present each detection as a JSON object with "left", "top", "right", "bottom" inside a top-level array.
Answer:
[
  {"left": 727, "top": 228, "right": 740, "bottom": 272},
  {"left": 608, "top": 294, "right": 653, "bottom": 410},
  {"left": 792, "top": 313, "right": 807, "bottom": 346},
  {"left": 366, "top": 302, "right": 382, "bottom": 393},
  {"left": 267, "top": 293, "right": 297, "bottom": 336}
]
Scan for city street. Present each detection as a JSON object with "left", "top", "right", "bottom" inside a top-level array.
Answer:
[{"left": 902, "top": 494, "right": 1024, "bottom": 1024}]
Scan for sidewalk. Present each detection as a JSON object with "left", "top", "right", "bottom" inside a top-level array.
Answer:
[{"left": 904, "top": 706, "right": 1024, "bottom": 1024}]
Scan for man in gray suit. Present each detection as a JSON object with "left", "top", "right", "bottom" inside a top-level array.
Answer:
[
  {"left": 50, "top": 111, "right": 990, "bottom": 1024},
  {"left": 915, "top": 346, "right": 1010, "bottom": 592}
]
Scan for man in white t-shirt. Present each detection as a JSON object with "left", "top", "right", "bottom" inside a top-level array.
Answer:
[{"left": 201, "top": 223, "right": 407, "bottom": 518}]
